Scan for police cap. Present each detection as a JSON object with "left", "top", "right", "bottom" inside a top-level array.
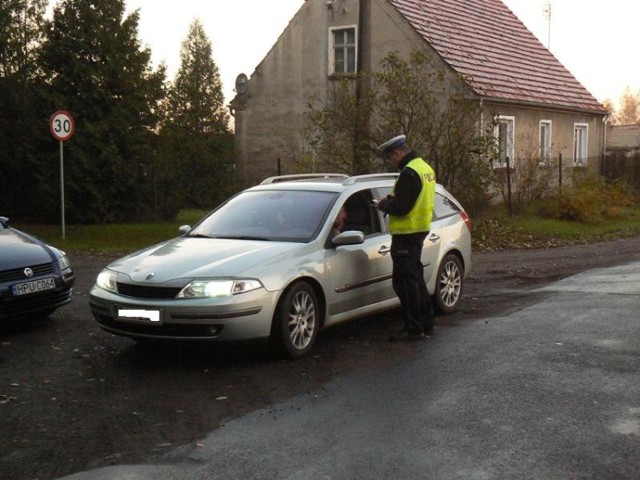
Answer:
[{"left": 377, "top": 135, "right": 407, "bottom": 157}]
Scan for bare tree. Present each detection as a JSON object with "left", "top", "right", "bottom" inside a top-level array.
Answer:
[
  {"left": 601, "top": 98, "right": 617, "bottom": 125},
  {"left": 304, "top": 50, "right": 495, "bottom": 215},
  {"left": 492, "top": 133, "right": 558, "bottom": 215},
  {"left": 304, "top": 78, "right": 379, "bottom": 174},
  {"left": 617, "top": 86, "right": 640, "bottom": 125}
]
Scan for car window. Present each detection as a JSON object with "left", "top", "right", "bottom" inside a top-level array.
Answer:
[
  {"left": 376, "top": 187, "right": 392, "bottom": 199},
  {"left": 374, "top": 187, "right": 460, "bottom": 223},
  {"left": 433, "top": 192, "right": 461, "bottom": 220},
  {"left": 190, "top": 190, "right": 338, "bottom": 242},
  {"left": 341, "top": 190, "right": 381, "bottom": 236}
]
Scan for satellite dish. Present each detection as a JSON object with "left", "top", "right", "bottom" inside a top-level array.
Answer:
[{"left": 235, "top": 73, "right": 249, "bottom": 95}]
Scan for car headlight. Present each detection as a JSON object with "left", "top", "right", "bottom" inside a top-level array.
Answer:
[
  {"left": 96, "top": 269, "right": 118, "bottom": 293},
  {"left": 57, "top": 252, "right": 71, "bottom": 270},
  {"left": 178, "top": 279, "right": 263, "bottom": 298}
]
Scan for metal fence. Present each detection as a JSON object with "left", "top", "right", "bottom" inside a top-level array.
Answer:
[{"left": 499, "top": 154, "right": 611, "bottom": 217}]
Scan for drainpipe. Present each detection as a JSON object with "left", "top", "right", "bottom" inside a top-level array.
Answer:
[
  {"left": 601, "top": 114, "right": 609, "bottom": 176},
  {"left": 479, "top": 97, "right": 484, "bottom": 135}
]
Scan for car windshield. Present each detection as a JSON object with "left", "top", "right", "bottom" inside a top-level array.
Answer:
[{"left": 189, "top": 190, "right": 338, "bottom": 243}]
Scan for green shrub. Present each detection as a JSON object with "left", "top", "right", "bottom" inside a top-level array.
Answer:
[{"left": 538, "top": 174, "right": 635, "bottom": 222}]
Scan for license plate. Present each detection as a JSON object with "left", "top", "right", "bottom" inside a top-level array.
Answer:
[
  {"left": 117, "top": 308, "right": 162, "bottom": 324},
  {"left": 12, "top": 277, "right": 56, "bottom": 296}
]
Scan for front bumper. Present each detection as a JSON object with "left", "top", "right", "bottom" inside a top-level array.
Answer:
[
  {"left": 89, "top": 286, "right": 279, "bottom": 342},
  {"left": 0, "top": 269, "right": 75, "bottom": 320}
]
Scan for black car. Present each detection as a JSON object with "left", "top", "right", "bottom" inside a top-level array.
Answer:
[{"left": 0, "top": 217, "right": 75, "bottom": 320}]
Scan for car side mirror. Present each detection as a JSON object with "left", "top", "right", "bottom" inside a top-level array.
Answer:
[
  {"left": 179, "top": 225, "right": 191, "bottom": 235},
  {"left": 332, "top": 230, "right": 365, "bottom": 246}
]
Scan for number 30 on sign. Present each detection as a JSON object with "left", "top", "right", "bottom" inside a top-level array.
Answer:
[{"left": 49, "top": 110, "right": 75, "bottom": 141}]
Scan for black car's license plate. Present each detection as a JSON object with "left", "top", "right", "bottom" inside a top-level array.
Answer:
[{"left": 12, "top": 277, "right": 56, "bottom": 296}]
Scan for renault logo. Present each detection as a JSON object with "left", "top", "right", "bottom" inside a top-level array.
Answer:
[{"left": 24, "top": 268, "right": 34, "bottom": 278}]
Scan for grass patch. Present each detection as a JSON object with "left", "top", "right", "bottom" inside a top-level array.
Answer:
[
  {"left": 511, "top": 213, "right": 640, "bottom": 240},
  {"left": 15, "top": 210, "right": 211, "bottom": 255},
  {"left": 16, "top": 222, "right": 184, "bottom": 255},
  {"left": 473, "top": 206, "right": 640, "bottom": 251}
]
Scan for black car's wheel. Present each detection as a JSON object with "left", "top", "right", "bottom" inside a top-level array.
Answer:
[
  {"left": 433, "top": 253, "right": 464, "bottom": 314},
  {"left": 270, "top": 281, "right": 320, "bottom": 359}
]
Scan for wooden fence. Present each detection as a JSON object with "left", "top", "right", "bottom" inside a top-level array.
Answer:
[{"left": 603, "top": 151, "right": 640, "bottom": 191}]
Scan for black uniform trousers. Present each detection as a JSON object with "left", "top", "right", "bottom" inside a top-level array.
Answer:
[{"left": 390, "top": 232, "right": 434, "bottom": 335}]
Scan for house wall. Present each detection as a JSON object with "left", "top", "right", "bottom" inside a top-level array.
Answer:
[
  {"left": 231, "top": 0, "right": 328, "bottom": 188},
  {"left": 483, "top": 102, "right": 605, "bottom": 173}
]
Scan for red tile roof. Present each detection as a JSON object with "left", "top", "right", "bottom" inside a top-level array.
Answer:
[{"left": 390, "top": 0, "right": 607, "bottom": 114}]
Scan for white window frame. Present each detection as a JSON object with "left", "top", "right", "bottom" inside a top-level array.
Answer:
[
  {"left": 493, "top": 116, "right": 515, "bottom": 168},
  {"left": 573, "top": 123, "right": 588, "bottom": 166},
  {"left": 539, "top": 120, "right": 552, "bottom": 164},
  {"left": 328, "top": 25, "right": 358, "bottom": 76}
]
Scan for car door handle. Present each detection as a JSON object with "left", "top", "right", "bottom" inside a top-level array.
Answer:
[
  {"left": 428, "top": 233, "right": 440, "bottom": 243},
  {"left": 378, "top": 246, "right": 391, "bottom": 255}
]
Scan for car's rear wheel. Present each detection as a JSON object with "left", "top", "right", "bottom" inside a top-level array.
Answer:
[
  {"left": 270, "top": 281, "right": 319, "bottom": 359},
  {"left": 433, "top": 253, "right": 463, "bottom": 314}
]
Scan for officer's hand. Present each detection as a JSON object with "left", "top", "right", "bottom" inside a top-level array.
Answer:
[{"left": 376, "top": 197, "right": 390, "bottom": 211}]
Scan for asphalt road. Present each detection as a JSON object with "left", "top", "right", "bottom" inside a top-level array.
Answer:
[{"left": 59, "top": 259, "right": 640, "bottom": 480}]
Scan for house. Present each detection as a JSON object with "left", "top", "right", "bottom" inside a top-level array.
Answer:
[{"left": 229, "top": 0, "right": 608, "bottom": 188}]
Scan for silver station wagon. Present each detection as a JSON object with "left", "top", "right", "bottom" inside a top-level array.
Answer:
[{"left": 89, "top": 174, "right": 472, "bottom": 358}]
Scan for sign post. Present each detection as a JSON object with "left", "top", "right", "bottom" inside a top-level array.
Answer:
[{"left": 49, "top": 111, "right": 75, "bottom": 240}]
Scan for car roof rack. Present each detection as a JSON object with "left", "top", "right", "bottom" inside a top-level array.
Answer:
[
  {"left": 260, "top": 173, "right": 349, "bottom": 185},
  {"left": 342, "top": 173, "right": 399, "bottom": 185}
]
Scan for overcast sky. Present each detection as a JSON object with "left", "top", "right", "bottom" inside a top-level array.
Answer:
[{"left": 49, "top": 0, "right": 639, "bottom": 108}]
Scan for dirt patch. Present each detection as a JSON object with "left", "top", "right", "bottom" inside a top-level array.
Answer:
[{"left": 1, "top": 237, "right": 640, "bottom": 480}]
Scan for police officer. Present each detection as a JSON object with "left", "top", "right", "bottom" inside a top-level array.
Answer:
[{"left": 375, "top": 135, "right": 436, "bottom": 341}]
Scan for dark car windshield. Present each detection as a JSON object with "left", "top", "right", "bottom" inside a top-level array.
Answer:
[{"left": 189, "top": 190, "right": 338, "bottom": 242}]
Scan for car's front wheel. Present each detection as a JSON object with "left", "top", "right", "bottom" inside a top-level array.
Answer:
[
  {"left": 270, "top": 281, "right": 320, "bottom": 359},
  {"left": 433, "top": 253, "right": 464, "bottom": 314}
]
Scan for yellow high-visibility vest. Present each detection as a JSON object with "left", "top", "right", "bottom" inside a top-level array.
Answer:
[{"left": 389, "top": 158, "right": 436, "bottom": 234}]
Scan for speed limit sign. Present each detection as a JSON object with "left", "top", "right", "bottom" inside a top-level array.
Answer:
[
  {"left": 50, "top": 110, "right": 74, "bottom": 240},
  {"left": 50, "top": 110, "right": 75, "bottom": 141}
]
